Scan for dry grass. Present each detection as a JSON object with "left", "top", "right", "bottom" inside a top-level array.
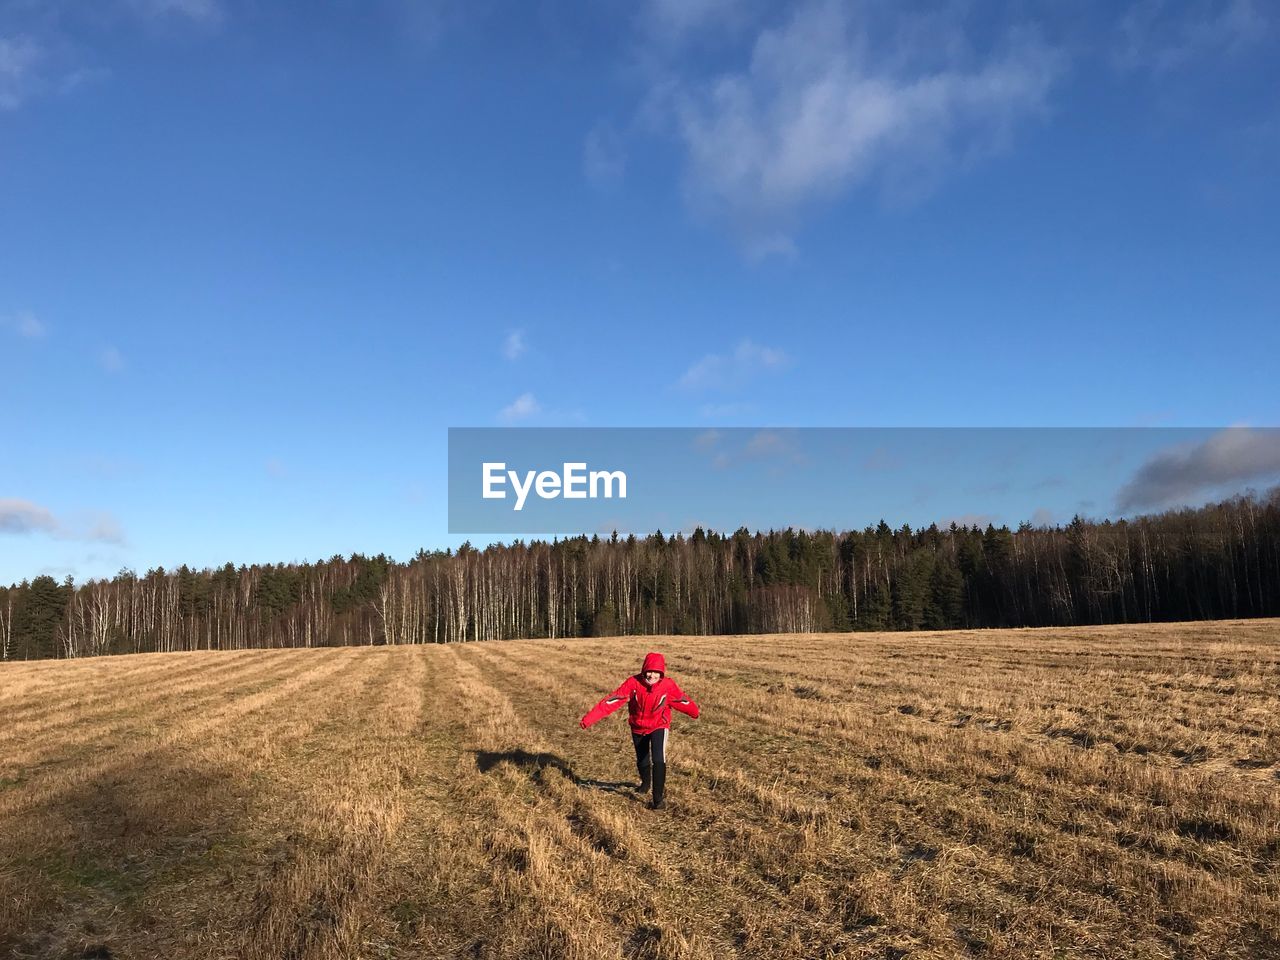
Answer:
[{"left": 1, "top": 619, "right": 1278, "bottom": 959}]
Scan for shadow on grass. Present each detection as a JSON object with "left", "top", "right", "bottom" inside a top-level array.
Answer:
[
  {"left": 0, "top": 741, "right": 261, "bottom": 960},
  {"left": 473, "top": 749, "right": 577, "bottom": 780},
  {"left": 472, "top": 750, "right": 642, "bottom": 795},
  {"left": 577, "top": 778, "right": 642, "bottom": 795}
]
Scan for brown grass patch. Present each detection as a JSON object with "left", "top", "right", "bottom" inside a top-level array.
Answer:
[{"left": 1, "top": 619, "right": 1277, "bottom": 958}]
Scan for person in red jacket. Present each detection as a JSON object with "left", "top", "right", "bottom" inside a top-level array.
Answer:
[{"left": 579, "top": 651, "right": 700, "bottom": 810}]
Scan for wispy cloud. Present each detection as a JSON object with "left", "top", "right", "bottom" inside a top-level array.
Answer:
[
  {"left": 1116, "top": 0, "right": 1271, "bottom": 74},
  {"left": 862, "top": 447, "right": 902, "bottom": 471},
  {"left": 1116, "top": 427, "right": 1280, "bottom": 511},
  {"left": 502, "top": 329, "right": 527, "bottom": 361},
  {"left": 1, "top": 1, "right": 220, "bottom": 114},
  {"left": 643, "top": 0, "right": 744, "bottom": 45},
  {"left": 698, "top": 401, "right": 754, "bottom": 419},
  {"left": 0, "top": 498, "right": 126, "bottom": 544},
  {"left": 0, "top": 498, "right": 59, "bottom": 536},
  {"left": 100, "top": 345, "right": 125, "bottom": 373},
  {"left": 128, "top": 0, "right": 224, "bottom": 25},
  {"left": 382, "top": 0, "right": 460, "bottom": 54},
  {"left": 967, "top": 480, "right": 1012, "bottom": 496},
  {"left": 939, "top": 512, "right": 999, "bottom": 530},
  {"left": 693, "top": 429, "right": 722, "bottom": 451},
  {"left": 583, "top": 122, "right": 627, "bottom": 188},
  {"left": 678, "top": 338, "right": 789, "bottom": 391},
  {"left": 0, "top": 35, "right": 42, "bottom": 111},
  {"left": 499, "top": 392, "right": 541, "bottom": 423},
  {"left": 742, "top": 429, "right": 794, "bottom": 459},
  {"left": 697, "top": 428, "right": 807, "bottom": 470},
  {"left": 649, "top": 1, "right": 1060, "bottom": 257},
  {"left": 3, "top": 310, "right": 47, "bottom": 338},
  {"left": 265, "top": 458, "right": 288, "bottom": 479},
  {"left": 1029, "top": 507, "right": 1056, "bottom": 528},
  {"left": 83, "top": 513, "right": 126, "bottom": 544}
]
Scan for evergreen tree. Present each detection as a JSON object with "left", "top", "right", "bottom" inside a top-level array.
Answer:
[{"left": 15, "top": 575, "right": 69, "bottom": 659}]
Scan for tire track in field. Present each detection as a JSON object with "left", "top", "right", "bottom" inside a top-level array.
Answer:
[
  {"left": 0, "top": 651, "right": 315, "bottom": 775},
  {"left": 0, "top": 651, "right": 295, "bottom": 758},
  {"left": 355, "top": 645, "right": 490, "bottom": 959},
  {"left": 1, "top": 653, "right": 234, "bottom": 726},
  {"left": 442, "top": 649, "right": 639, "bottom": 959},
  {"left": 159, "top": 648, "right": 416, "bottom": 960},
  {"left": 0, "top": 654, "right": 216, "bottom": 716},
  {"left": 2, "top": 649, "right": 404, "bottom": 960},
  {"left": 0, "top": 650, "right": 358, "bottom": 821},
  {"left": 209, "top": 648, "right": 428, "bottom": 960},
  {"left": 371, "top": 645, "right": 638, "bottom": 960},
  {"left": 0, "top": 648, "right": 282, "bottom": 710}
]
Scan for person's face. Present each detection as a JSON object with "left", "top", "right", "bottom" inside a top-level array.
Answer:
[{"left": 642, "top": 669, "right": 661, "bottom": 684}]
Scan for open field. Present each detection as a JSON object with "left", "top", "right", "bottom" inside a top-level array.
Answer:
[{"left": 1, "top": 621, "right": 1278, "bottom": 959}]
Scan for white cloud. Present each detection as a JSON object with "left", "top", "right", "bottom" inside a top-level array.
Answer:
[
  {"left": 697, "top": 428, "right": 807, "bottom": 470},
  {"left": 0, "top": 498, "right": 125, "bottom": 544},
  {"left": 678, "top": 338, "right": 789, "bottom": 390},
  {"left": 698, "top": 401, "right": 754, "bottom": 419},
  {"left": 36, "top": 564, "right": 77, "bottom": 580},
  {"left": 503, "top": 329, "right": 527, "bottom": 361},
  {"left": 383, "top": 0, "right": 459, "bottom": 54},
  {"left": 100, "top": 346, "right": 125, "bottom": 373},
  {"left": 862, "top": 447, "right": 903, "bottom": 471},
  {"left": 83, "top": 513, "right": 126, "bottom": 545},
  {"left": 3, "top": 310, "right": 46, "bottom": 338},
  {"left": 0, "top": 35, "right": 42, "bottom": 111},
  {"left": 646, "top": 0, "right": 739, "bottom": 39},
  {"left": 0, "top": 498, "right": 59, "bottom": 536},
  {"left": 650, "top": 1, "right": 1060, "bottom": 256},
  {"left": 1, "top": 1, "right": 218, "bottom": 113},
  {"left": 1030, "top": 507, "right": 1056, "bottom": 528},
  {"left": 743, "top": 429, "right": 791, "bottom": 458},
  {"left": 59, "top": 66, "right": 111, "bottom": 95},
  {"left": 693, "top": 429, "right": 722, "bottom": 451},
  {"left": 642, "top": 0, "right": 758, "bottom": 50},
  {"left": 128, "top": 0, "right": 223, "bottom": 24},
  {"left": 1116, "top": 427, "right": 1280, "bottom": 511},
  {"left": 939, "top": 513, "right": 999, "bottom": 530},
  {"left": 499, "top": 392, "right": 541, "bottom": 423},
  {"left": 1116, "top": 0, "right": 1271, "bottom": 74},
  {"left": 583, "top": 122, "right": 627, "bottom": 188}
]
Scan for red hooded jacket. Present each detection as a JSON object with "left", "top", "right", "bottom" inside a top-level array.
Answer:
[{"left": 580, "top": 652, "right": 700, "bottom": 735}]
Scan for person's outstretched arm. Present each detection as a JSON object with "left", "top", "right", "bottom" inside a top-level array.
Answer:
[
  {"left": 668, "top": 680, "right": 700, "bottom": 719},
  {"left": 580, "top": 677, "right": 636, "bottom": 729}
]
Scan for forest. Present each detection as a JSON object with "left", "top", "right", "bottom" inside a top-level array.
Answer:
[{"left": 2, "top": 488, "right": 1278, "bottom": 660}]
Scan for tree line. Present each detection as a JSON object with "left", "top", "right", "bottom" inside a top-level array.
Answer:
[{"left": 3, "top": 488, "right": 1278, "bottom": 660}]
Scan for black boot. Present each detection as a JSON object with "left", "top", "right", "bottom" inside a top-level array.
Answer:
[
  {"left": 637, "top": 759, "right": 651, "bottom": 793},
  {"left": 651, "top": 762, "right": 666, "bottom": 809}
]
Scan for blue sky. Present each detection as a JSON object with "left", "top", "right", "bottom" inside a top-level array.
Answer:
[{"left": 2, "top": 0, "right": 1279, "bottom": 585}]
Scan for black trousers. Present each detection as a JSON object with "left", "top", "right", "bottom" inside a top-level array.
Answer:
[{"left": 632, "top": 728, "right": 668, "bottom": 803}]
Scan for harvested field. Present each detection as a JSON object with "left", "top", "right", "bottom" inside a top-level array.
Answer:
[{"left": 1, "top": 620, "right": 1278, "bottom": 959}]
